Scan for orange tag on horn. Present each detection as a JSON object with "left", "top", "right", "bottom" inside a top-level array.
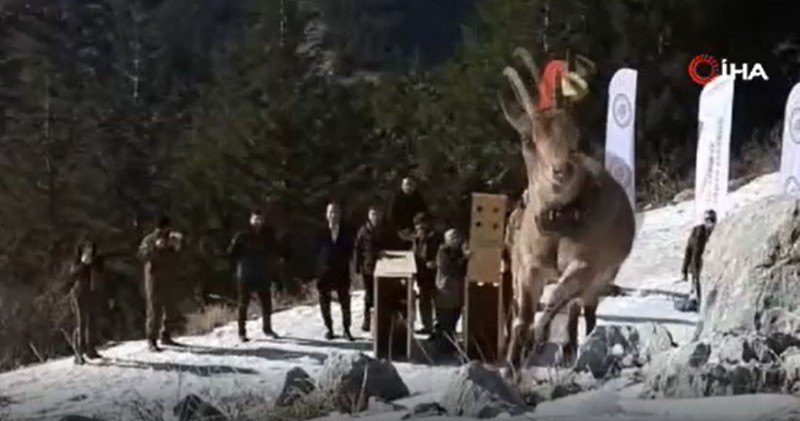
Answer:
[{"left": 536, "top": 60, "right": 567, "bottom": 111}]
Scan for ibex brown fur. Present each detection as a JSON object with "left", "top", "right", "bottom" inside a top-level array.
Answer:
[{"left": 499, "top": 48, "right": 635, "bottom": 371}]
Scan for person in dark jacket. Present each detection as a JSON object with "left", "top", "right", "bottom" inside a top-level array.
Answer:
[
  {"left": 681, "top": 209, "right": 717, "bottom": 307},
  {"left": 316, "top": 202, "right": 355, "bottom": 341},
  {"left": 412, "top": 212, "right": 440, "bottom": 335},
  {"left": 388, "top": 176, "right": 429, "bottom": 250},
  {"left": 432, "top": 229, "right": 469, "bottom": 349},
  {"left": 137, "top": 216, "right": 184, "bottom": 352},
  {"left": 228, "top": 209, "right": 282, "bottom": 342},
  {"left": 66, "top": 240, "right": 107, "bottom": 365},
  {"left": 354, "top": 205, "right": 391, "bottom": 332}
]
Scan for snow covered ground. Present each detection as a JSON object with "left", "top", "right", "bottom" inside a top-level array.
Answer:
[{"left": 0, "top": 172, "right": 792, "bottom": 421}]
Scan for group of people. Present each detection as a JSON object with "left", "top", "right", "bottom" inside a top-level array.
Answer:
[{"left": 63, "top": 175, "right": 474, "bottom": 365}]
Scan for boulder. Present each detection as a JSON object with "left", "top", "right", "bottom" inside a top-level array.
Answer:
[
  {"left": 317, "top": 351, "right": 409, "bottom": 413},
  {"left": 574, "top": 324, "right": 675, "bottom": 379},
  {"left": 173, "top": 394, "right": 228, "bottom": 421},
  {"left": 643, "top": 198, "right": 800, "bottom": 398},
  {"left": 698, "top": 196, "right": 800, "bottom": 338},
  {"left": 276, "top": 367, "right": 316, "bottom": 407},
  {"left": 363, "top": 397, "right": 406, "bottom": 416},
  {"left": 440, "top": 362, "right": 528, "bottom": 418},
  {"left": 401, "top": 402, "right": 448, "bottom": 420}
]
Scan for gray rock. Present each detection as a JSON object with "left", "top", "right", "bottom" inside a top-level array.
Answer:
[
  {"left": 699, "top": 196, "right": 800, "bottom": 338},
  {"left": 401, "top": 402, "right": 447, "bottom": 419},
  {"left": 644, "top": 337, "right": 787, "bottom": 398},
  {"left": 644, "top": 198, "right": 800, "bottom": 398},
  {"left": 276, "top": 367, "right": 316, "bottom": 407},
  {"left": 317, "top": 351, "right": 409, "bottom": 413},
  {"left": 173, "top": 394, "right": 228, "bottom": 421},
  {"left": 363, "top": 397, "right": 406, "bottom": 415},
  {"left": 441, "top": 362, "right": 527, "bottom": 418},
  {"left": 524, "top": 342, "right": 566, "bottom": 367},
  {"left": 574, "top": 324, "right": 675, "bottom": 379}
]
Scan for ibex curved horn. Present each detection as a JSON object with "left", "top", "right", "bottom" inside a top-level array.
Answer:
[
  {"left": 513, "top": 47, "right": 541, "bottom": 87},
  {"left": 498, "top": 92, "right": 529, "bottom": 135},
  {"left": 502, "top": 66, "right": 535, "bottom": 120}
]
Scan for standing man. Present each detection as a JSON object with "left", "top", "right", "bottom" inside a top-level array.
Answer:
[
  {"left": 411, "top": 212, "right": 440, "bottom": 335},
  {"left": 432, "top": 228, "right": 469, "bottom": 351},
  {"left": 228, "top": 209, "right": 281, "bottom": 342},
  {"left": 138, "top": 216, "right": 183, "bottom": 352},
  {"left": 354, "top": 205, "right": 390, "bottom": 332},
  {"left": 316, "top": 202, "right": 355, "bottom": 341},
  {"left": 389, "top": 176, "right": 429, "bottom": 250},
  {"left": 681, "top": 209, "right": 718, "bottom": 309},
  {"left": 66, "top": 239, "right": 106, "bottom": 364}
]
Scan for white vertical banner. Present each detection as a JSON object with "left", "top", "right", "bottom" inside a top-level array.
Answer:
[
  {"left": 604, "top": 68, "right": 638, "bottom": 211},
  {"left": 779, "top": 83, "right": 800, "bottom": 196},
  {"left": 695, "top": 75, "right": 734, "bottom": 224}
]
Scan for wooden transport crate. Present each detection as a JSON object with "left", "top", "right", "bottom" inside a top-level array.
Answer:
[
  {"left": 464, "top": 193, "right": 508, "bottom": 362},
  {"left": 373, "top": 250, "right": 417, "bottom": 361}
]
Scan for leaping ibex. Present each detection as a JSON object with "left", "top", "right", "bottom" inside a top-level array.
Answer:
[{"left": 498, "top": 48, "right": 635, "bottom": 371}]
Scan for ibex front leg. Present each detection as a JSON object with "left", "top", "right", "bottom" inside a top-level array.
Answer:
[
  {"left": 530, "top": 260, "right": 592, "bottom": 352},
  {"left": 506, "top": 266, "right": 549, "bottom": 370}
]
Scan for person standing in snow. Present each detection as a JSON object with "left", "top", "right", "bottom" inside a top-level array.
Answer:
[
  {"left": 138, "top": 216, "right": 183, "bottom": 352},
  {"left": 388, "top": 176, "right": 429, "bottom": 250},
  {"left": 411, "top": 212, "right": 440, "bottom": 335},
  {"left": 432, "top": 228, "right": 470, "bottom": 351},
  {"left": 354, "top": 204, "right": 391, "bottom": 332},
  {"left": 681, "top": 209, "right": 717, "bottom": 307},
  {"left": 65, "top": 239, "right": 107, "bottom": 364},
  {"left": 228, "top": 209, "right": 283, "bottom": 342},
  {"left": 315, "top": 201, "right": 355, "bottom": 341}
]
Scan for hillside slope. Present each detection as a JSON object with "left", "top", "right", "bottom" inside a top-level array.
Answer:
[{"left": 0, "top": 172, "right": 784, "bottom": 421}]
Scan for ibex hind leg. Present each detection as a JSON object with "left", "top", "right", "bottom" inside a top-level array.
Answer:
[
  {"left": 505, "top": 288, "right": 534, "bottom": 372},
  {"left": 531, "top": 261, "right": 593, "bottom": 352}
]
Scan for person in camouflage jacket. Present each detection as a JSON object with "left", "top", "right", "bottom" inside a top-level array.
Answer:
[{"left": 137, "top": 216, "right": 183, "bottom": 352}]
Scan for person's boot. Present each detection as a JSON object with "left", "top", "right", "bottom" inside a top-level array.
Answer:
[
  {"left": 147, "top": 340, "right": 162, "bottom": 352},
  {"left": 261, "top": 322, "right": 280, "bottom": 339},
  {"left": 343, "top": 328, "right": 355, "bottom": 342},
  {"left": 324, "top": 328, "right": 335, "bottom": 340},
  {"left": 239, "top": 334, "right": 250, "bottom": 343},
  {"left": 160, "top": 334, "right": 179, "bottom": 347},
  {"left": 262, "top": 327, "right": 280, "bottom": 339},
  {"left": 361, "top": 309, "right": 371, "bottom": 332},
  {"left": 85, "top": 348, "right": 102, "bottom": 360}
]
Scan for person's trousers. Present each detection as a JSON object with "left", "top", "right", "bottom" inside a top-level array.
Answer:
[
  {"left": 318, "top": 283, "right": 351, "bottom": 332},
  {"left": 416, "top": 270, "right": 436, "bottom": 331},
  {"left": 691, "top": 272, "right": 702, "bottom": 306},
  {"left": 71, "top": 291, "right": 97, "bottom": 354},
  {"left": 363, "top": 274, "right": 375, "bottom": 313},
  {"left": 434, "top": 306, "right": 462, "bottom": 342},
  {"left": 237, "top": 280, "right": 273, "bottom": 335},
  {"left": 144, "top": 276, "right": 179, "bottom": 343}
]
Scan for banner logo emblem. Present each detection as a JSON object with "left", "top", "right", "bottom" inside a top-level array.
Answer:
[
  {"left": 785, "top": 176, "right": 800, "bottom": 195},
  {"left": 606, "top": 153, "right": 633, "bottom": 189},
  {"left": 790, "top": 107, "right": 800, "bottom": 145},
  {"left": 612, "top": 93, "right": 633, "bottom": 128}
]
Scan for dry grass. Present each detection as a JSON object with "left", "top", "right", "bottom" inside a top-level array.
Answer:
[
  {"left": 114, "top": 391, "right": 166, "bottom": 421},
  {"left": 230, "top": 389, "right": 339, "bottom": 421},
  {"left": 183, "top": 304, "right": 239, "bottom": 336}
]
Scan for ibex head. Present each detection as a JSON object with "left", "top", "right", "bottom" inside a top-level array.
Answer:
[{"left": 499, "top": 48, "right": 593, "bottom": 193}]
